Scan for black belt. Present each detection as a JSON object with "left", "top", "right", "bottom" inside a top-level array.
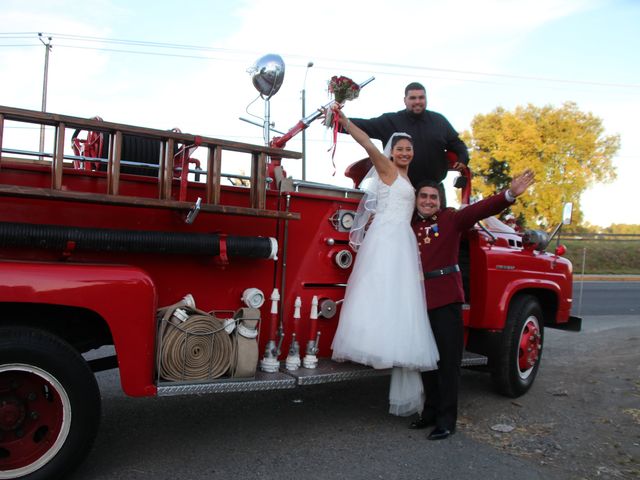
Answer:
[{"left": 424, "top": 264, "right": 460, "bottom": 279}]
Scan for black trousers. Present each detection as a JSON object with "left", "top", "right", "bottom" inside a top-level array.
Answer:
[{"left": 422, "top": 303, "right": 464, "bottom": 430}]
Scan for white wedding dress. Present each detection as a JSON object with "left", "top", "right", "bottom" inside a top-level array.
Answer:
[{"left": 331, "top": 174, "right": 439, "bottom": 416}]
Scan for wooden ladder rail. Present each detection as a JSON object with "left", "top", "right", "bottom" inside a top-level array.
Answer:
[{"left": 0, "top": 105, "right": 301, "bottom": 214}]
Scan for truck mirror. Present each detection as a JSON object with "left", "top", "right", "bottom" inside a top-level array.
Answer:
[{"left": 562, "top": 202, "right": 573, "bottom": 225}]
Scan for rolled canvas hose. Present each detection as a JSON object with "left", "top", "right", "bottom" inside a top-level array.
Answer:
[{"left": 158, "top": 303, "right": 232, "bottom": 381}]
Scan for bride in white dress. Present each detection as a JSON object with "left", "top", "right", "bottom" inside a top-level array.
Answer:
[{"left": 330, "top": 106, "right": 439, "bottom": 416}]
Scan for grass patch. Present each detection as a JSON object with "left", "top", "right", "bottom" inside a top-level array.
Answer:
[{"left": 558, "top": 240, "right": 640, "bottom": 274}]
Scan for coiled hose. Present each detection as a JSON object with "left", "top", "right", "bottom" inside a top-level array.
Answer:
[{"left": 157, "top": 301, "right": 233, "bottom": 381}]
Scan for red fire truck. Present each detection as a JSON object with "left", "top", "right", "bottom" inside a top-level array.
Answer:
[{"left": 0, "top": 104, "right": 580, "bottom": 480}]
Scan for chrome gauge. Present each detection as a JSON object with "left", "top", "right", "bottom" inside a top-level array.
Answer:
[
  {"left": 330, "top": 209, "right": 356, "bottom": 232},
  {"left": 340, "top": 211, "right": 355, "bottom": 230}
]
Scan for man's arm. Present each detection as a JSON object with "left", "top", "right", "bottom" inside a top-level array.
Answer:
[
  {"left": 349, "top": 114, "right": 395, "bottom": 143},
  {"left": 335, "top": 107, "right": 396, "bottom": 183},
  {"left": 454, "top": 170, "right": 535, "bottom": 230},
  {"left": 323, "top": 109, "right": 388, "bottom": 141},
  {"left": 454, "top": 192, "right": 512, "bottom": 230},
  {"left": 442, "top": 116, "right": 469, "bottom": 167}
]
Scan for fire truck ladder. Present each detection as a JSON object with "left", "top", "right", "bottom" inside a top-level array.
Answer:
[{"left": 0, "top": 105, "right": 301, "bottom": 222}]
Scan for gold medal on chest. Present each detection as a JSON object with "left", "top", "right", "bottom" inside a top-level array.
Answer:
[{"left": 422, "top": 223, "right": 439, "bottom": 244}]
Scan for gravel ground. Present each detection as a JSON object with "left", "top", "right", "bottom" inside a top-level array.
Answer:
[
  {"left": 456, "top": 315, "right": 640, "bottom": 479},
  {"left": 70, "top": 314, "right": 639, "bottom": 480}
]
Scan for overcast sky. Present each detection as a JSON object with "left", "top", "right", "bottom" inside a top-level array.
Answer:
[{"left": 1, "top": 0, "right": 638, "bottom": 226}]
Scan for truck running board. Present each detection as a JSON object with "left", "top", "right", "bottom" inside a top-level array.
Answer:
[{"left": 155, "top": 352, "right": 488, "bottom": 397}]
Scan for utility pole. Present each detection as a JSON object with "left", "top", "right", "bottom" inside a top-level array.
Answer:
[
  {"left": 301, "top": 61, "right": 313, "bottom": 180},
  {"left": 38, "top": 33, "right": 52, "bottom": 158}
]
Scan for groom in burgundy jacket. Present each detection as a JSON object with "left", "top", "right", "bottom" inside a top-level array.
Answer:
[{"left": 410, "top": 170, "right": 535, "bottom": 440}]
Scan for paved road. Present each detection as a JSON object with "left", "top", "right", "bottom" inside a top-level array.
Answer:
[
  {"left": 573, "top": 280, "right": 640, "bottom": 316},
  {"left": 69, "top": 283, "right": 639, "bottom": 480}
]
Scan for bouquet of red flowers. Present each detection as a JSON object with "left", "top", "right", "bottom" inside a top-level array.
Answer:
[
  {"left": 325, "top": 75, "right": 360, "bottom": 168},
  {"left": 324, "top": 76, "right": 360, "bottom": 127},
  {"left": 329, "top": 75, "right": 360, "bottom": 104}
]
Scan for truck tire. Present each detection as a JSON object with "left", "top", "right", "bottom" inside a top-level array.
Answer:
[
  {"left": 490, "top": 294, "right": 544, "bottom": 397},
  {"left": 0, "top": 326, "right": 101, "bottom": 480}
]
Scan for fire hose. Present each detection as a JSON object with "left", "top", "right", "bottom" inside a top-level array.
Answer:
[
  {"left": 0, "top": 221, "right": 278, "bottom": 259},
  {"left": 158, "top": 304, "right": 232, "bottom": 381},
  {"left": 157, "top": 298, "right": 260, "bottom": 381}
]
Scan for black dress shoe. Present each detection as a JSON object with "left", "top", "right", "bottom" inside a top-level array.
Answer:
[
  {"left": 427, "top": 426, "right": 454, "bottom": 440},
  {"left": 408, "top": 416, "right": 435, "bottom": 430}
]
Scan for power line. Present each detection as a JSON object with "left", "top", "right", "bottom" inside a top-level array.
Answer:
[
  {"left": 1, "top": 31, "right": 638, "bottom": 91},
  {"left": 51, "top": 43, "right": 248, "bottom": 62},
  {"left": 0, "top": 32, "right": 41, "bottom": 35},
  {"left": 1, "top": 31, "right": 258, "bottom": 56}
]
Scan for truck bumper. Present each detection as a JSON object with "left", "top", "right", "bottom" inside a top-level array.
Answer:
[{"left": 547, "top": 315, "right": 582, "bottom": 332}]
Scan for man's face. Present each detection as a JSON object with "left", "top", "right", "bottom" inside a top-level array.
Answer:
[
  {"left": 404, "top": 89, "right": 427, "bottom": 115},
  {"left": 416, "top": 186, "right": 441, "bottom": 217}
]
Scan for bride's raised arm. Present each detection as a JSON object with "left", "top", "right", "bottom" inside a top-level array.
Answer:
[{"left": 332, "top": 105, "right": 397, "bottom": 185}]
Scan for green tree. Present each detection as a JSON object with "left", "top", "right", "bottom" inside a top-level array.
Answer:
[
  {"left": 605, "top": 224, "right": 640, "bottom": 234},
  {"left": 462, "top": 102, "right": 620, "bottom": 228},
  {"left": 565, "top": 222, "right": 602, "bottom": 234}
]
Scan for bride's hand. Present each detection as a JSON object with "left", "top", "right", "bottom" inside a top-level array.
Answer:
[{"left": 330, "top": 103, "right": 348, "bottom": 124}]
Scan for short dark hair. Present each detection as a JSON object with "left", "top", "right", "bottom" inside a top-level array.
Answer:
[
  {"left": 415, "top": 179, "right": 447, "bottom": 208},
  {"left": 404, "top": 82, "right": 426, "bottom": 96}
]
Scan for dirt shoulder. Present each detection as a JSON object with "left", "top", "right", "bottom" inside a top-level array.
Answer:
[{"left": 457, "top": 315, "right": 640, "bottom": 479}]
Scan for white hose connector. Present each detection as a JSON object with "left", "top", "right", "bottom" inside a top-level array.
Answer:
[
  {"left": 270, "top": 288, "right": 280, "bottom": 314},
  {"left": 237, "top": 323, "right": 258, "bottom": 339},
  {"left": 260, "top": 288, "right": 282, "bottom": 373},
  {"left": 241, "top": 288, "right": 265, "bottom": 308},
  {"left": 334, "top": 249, "right": 353, "bottom": 269},
  {"left": 286, "top": 297, "right": 302, "bottom": 371},
  {"left": 182, "top": 293, "right": 196, "bottom": 309},
  {"left": 303, "top": 296, "right": 320, "bottom": 368},
  {"left": 223, "top": 318, "right": 236, "bottom": 334},
  {"left": 286, "top": 358, "right": 301, "bottom": 370},
  {"left": 294, "top": 296, "right": 302, "bottom": 319},
  {"left": 285, "top": 344, "right": 301, "bottom": 370},
  {"left": 267, "top": 237, "right": 279, "bottom": 260},
  {"left": 260, "top": 354, "right": 280, "bottom": 373},
  {"left": 310, "top": 295, "right": 318, "bottom": 320},
  {"left": 171, "top": 308, "right": 189, "bottom": 323},
  {"left": 302, "top": 353, "right": 318, "bottom": 369}
]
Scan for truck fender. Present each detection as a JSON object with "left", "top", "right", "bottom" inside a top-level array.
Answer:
[
  {"left": 496, "top": 278, "right": 561, "bottom": 326},
  {"left": 0, "top": 261, "right": 157, "bottom": 396}
]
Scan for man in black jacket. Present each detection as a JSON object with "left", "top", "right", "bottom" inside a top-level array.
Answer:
[{"left": 350, "top": 82, "right": 469, "bottom": 186}]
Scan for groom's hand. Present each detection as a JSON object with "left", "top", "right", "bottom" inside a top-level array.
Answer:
[{"left": 510, "top": 169, "right": 535, "bottom": 197}]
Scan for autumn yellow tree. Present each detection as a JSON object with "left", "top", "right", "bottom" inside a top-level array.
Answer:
[{"left": 462, "top": 102, "right": 620, "bottom": 228}]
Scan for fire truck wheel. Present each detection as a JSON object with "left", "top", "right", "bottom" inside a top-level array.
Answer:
[
  {"left": 490, "top": 294, "right": 544, "bottom": 398},
  {"left": 0, "top": 326, "right": 101, "bottom": 480}
]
